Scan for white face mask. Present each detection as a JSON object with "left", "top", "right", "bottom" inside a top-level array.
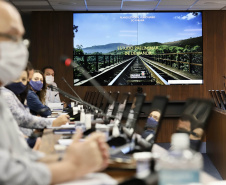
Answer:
[
  {"left": 46, "top": 75, "right": 54, "bottom": 85},
  {"left": 0, "top": 41, "right": 28, "bottom": 86}
]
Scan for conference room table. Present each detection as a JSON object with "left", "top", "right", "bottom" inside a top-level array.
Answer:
[{"left": 38, "top": 129, "right": 220, "bottom": 185}]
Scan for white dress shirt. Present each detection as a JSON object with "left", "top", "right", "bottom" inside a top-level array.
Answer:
[{"left": 45, "top": 82, "right": 61, "bottom": 105}]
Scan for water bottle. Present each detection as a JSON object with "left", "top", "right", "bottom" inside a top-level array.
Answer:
[
  {"left": 80, "top": 108, "right": 85, "bottom": 123},
  {"left": 157, "top": 133, "right": 203, "bottom": 185},
  {"left": 85, "top": 112, "right": 92, "bottom": 130}
]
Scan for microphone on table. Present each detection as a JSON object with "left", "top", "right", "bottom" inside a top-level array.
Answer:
[
  {"left": 61, "top": 77, "right": 84, "bottom": 104},
  {"left": 48, "top": 85, "right": 54, "bottom": 91},
  {"left": 60, "top": 56, "right": 114, "bottom": 105},
  {"left": 60, "top": 56, "right": 120, "bottom": 136},
  {"left": 135, "top": 134, "right": 153, "bottom": 151},
  {"left": 47, "top": 85, "right": 103, "bottom": 113}
]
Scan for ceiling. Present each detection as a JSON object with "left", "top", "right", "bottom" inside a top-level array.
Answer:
[{"left": 5, "top": 0, "right": 226, "bottom": 12}]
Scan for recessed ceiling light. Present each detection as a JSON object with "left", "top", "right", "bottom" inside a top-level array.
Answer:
[
  {"left": 204, "top": 1, "right": 226, "bottom": 5},
  {"left": 123, "top": 0, "right": 158, "bottom": 1},
  {"left": 58, "top": 2, "right": 77, "bottom": 5}
]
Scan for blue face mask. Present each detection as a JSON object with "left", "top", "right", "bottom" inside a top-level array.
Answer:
[
  {"left": 146, "top": 117, "right": 158, "bottom": 129},
  {"left": 29, "top": 80, "right": 43, "bottom": 91},
  {"left": 6, "top": 82, "right": 27, "bottom": 95}
]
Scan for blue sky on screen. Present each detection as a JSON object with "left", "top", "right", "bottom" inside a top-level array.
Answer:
[{"left": 73, "top": 12, "right": 202, "bottom": 48}]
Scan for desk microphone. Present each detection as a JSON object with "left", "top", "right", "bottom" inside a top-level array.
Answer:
[
  {"left": 47, "top": 85, "right": 103, "bottom": 113},
  {"left": 60, "top": 56, "right": 113, "bottom": 104},
  {"left": 61, "top": 77, "right": 84, "bottom": 103},
  {"left": 61, "top": 76, "right": 98, "bottom": 113},
  {"left": 135, "top": 134, "right": 153, "bottom": 151}
]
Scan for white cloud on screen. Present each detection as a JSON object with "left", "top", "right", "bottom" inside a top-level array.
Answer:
[
  {"left": 184, "top": 29, "right": 202, "bottom": 32},
  {"left": 119, "top": 34, "right": 137, "bottom": 37},
  {"left": 119, "top": 30, "right": 137, "bottom": 37},
  {"left": 174, "top": 13, "right": 200, "bottom": 20}
]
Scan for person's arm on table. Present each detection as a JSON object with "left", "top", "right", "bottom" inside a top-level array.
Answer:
[
  {"left": 27, "top": 90, "right": 51, "bottom": 117},
  {"left": 42, "top": 130, "right": 109, "bottom": 184},
  {"left": 52, "top": 114, "right": 70, "bottom": 127}
]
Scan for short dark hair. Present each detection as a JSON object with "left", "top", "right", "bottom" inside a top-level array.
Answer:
[
  {"left": 27, "top": 61, "right": 34, "bottom": 71},
  {"left": 42, "top": 66, "right": 55, "bottom": 74}
]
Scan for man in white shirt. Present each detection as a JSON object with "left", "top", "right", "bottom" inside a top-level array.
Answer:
[
  {"left": 0, "top": 1, "right": 109, "bottom": 184},
  {"left": 42, "top": 66, "right": 61, "bottom": 105}
]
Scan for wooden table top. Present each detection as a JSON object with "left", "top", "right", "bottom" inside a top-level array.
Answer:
[
  {"left": 39, "top": 129, "right": 219, "bottom": 184},
  {"left": 39, "top": 129, "right": 136, "bottom": 183}
]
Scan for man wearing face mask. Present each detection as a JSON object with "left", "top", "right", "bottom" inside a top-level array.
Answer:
[
  {"left": 42, "top": 66, "right": 61, "bottom": 105},
  {"left": 0, "top": 2, "right": 109, "bottom": 184}
]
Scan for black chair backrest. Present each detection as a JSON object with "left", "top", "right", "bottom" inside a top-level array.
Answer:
[
  {"left": 83, "top": 91, "right": 90, "bottom": 102},
  {"left": 102, "top": 91, "right": 112, "bottom": 113},
  {"left": 113, "top": 92, "right": 131, "bottom": 123},
  {"left": 221, "top": 90, "right": 226, "bottom": 105},
  {"left": 87, "top": 91, "right": 94, "bottom": 104},
  {"left": 140, "top": 96, "right": 169, "bottom": 148},
  {"left": 125, "top": 93, "right": 146, "bottom": 129},
  {"left": 175, "top": 98, "right": 213, "bottom": 151},
  {"left": 97, "top": 92, "right": 105, "bottom": 109},
  {"left": 211, "top": 90, "right": 221, "bottom": 108},
  {"left": 215, "top": 90, "right": 225, "bottom": 110},
  {"left": 94, "top": 92, "right": 100, "bottom": 107},
  {"left": 106, "top": 91, "right": 120, "bottom": 117}
]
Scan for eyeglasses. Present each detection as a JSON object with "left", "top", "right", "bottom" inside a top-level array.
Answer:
[{"left": 0, "top": 33, "right": 30, "bottom": 48}]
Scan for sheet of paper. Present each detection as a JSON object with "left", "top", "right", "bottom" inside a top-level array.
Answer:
[{"left": 57, "top": 173, "right": 117, "bottom": 185}]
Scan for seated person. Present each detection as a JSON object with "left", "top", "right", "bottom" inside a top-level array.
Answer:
[
  {"left": 42, "top": 66, "right": 61, "bottom": 105},
  {"left": 176, "top": 115, "right": 204, "bottom": 150},
  {"left": 27, "top": 70, "right": 52, "bottom": 117},
  {"left": 142, "top": 110, "right": 160, "bottom": 139},
  {"left": 0, "top": 2, "right": 109, "bottom": 184},
  {"left": 2, "top": 68, "right": 69, "bottom": 147}
]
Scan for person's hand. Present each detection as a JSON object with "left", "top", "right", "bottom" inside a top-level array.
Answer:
[
  {"left": 63, "top": 130, "right": 109, "bottom": 179},
  {"left": 62, "top": 101, "right": 67, "bottom": 108},
  {"left": 85, "top": 132, "right": 109, "bottom": 170},
  {"left": 52, "top": 114, "right": 70, "bottom": 127},
  {"left": 33, "top": 137, "right": 42, "bottom": 151}
]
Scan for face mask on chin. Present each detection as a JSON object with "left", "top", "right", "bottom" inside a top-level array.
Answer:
[
  {"left": 0, "top": 41, "right": 28, "bottom": 86},
  {"left": 29, "top": 80, "right": 43, "bottom": 91},
  {"left": 6, "top": 82, "right": 27, "bottom": 95},
  {"left": 45, "top": 75, "right": 54, "bottom": 85}
]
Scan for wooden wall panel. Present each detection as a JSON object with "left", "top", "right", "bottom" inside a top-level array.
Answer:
[
  {"left": 31, "top": 12, "right": 74, "bottom": 99},
  {"left": 29, "top": 11, "right": 226, "bottom": 144},
  {"left": 30, "top": 11, "right": 226, "bottom": 102},
  {"left": 206, "top": 109, "right": 226, "bottom": 179}
]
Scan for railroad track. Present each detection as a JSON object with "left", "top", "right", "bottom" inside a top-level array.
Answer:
[{"left": 139, "top": 56, "right": 190, "bottom": 85}]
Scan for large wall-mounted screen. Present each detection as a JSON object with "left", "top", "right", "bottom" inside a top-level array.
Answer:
[{"left": 73, "top": 12, "right": 203, "bottom": 86}]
